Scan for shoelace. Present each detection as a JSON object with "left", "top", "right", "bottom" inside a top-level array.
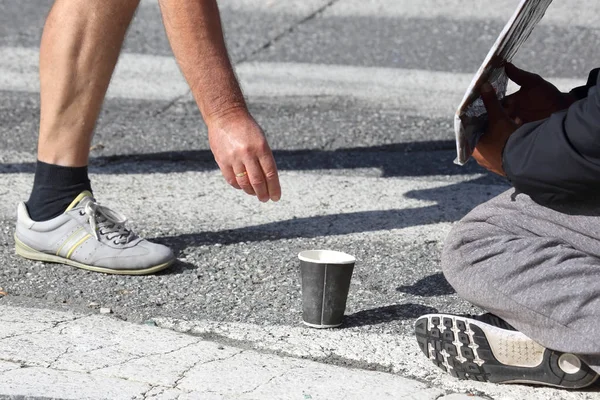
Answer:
[{"left": 82, "top": 200, "right": 134, "bottom": 244}]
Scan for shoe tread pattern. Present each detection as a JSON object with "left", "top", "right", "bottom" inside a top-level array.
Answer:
[{"left": 415, "top": 314, "right": 599, "bottom": 389}]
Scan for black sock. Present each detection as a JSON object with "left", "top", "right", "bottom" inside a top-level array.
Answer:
[{"left": 25, "top": 160, "right": 93, "bottom": 221}]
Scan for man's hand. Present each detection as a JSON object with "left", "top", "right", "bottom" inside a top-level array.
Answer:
[
  {"left": 503, "top": 63, "right": 575, "bottom": 125},
  {"left": 472, "top": 82, "right": 518, "bottom": 176},
  {"left": 159, "top": 0, "right": 281, "bottom": 202},
  {"left": 208, "top": 110, "right": 281, "bottom": 202}
]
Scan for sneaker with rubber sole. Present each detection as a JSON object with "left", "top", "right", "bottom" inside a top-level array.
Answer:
[
  {"left": 415, "top": 313, "right": 599, "bottom": 389},
  {"left": 15, "top": 191, "right": 175, "bottom": 275}
]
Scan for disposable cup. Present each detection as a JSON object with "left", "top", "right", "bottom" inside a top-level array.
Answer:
[{"left": 298, "top": 250, "right": 355, "bottom": 328}]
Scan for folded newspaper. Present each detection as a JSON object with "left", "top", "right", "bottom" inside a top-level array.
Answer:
[{"left": 454, "top": 0, "right": 553, "bottom": 165}]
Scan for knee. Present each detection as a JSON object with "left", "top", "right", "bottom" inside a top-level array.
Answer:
[
  {"left": 440, "top": 219, "right": 492, "bottom": 303},
  {"left": 440, "top": 221, "right": 470, "bottom": 293}
]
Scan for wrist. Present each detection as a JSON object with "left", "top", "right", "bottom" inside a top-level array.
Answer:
[{"left": 204, "top": 103, "right": 250, "bottom": 129}]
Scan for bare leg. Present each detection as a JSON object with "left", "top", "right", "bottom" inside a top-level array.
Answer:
[
  {"left": 16, "top": 0, "right": 175, "bottom": 275},
  {"left": 37, "top": 0, "right": 140, "bottom": 167}
]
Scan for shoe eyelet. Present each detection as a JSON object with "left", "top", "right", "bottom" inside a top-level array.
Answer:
[
  {"left": 113, "top": 240, "right": 120, "bottom": 245},
  {"left": 79, "top": 211, "right": 85, "bottom": 216},
  {"left": 99, "top": 230, "right": 105, "bottom": 236}
]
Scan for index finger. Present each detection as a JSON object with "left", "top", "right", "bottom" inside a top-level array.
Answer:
[
  {"left": 505, "top": 63, "right": 540, "bottom": 87},
  {"left": 258, "top": 152, "right": 281, "bottom": 202}
]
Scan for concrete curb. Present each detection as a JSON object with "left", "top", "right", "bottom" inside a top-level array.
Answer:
[{"left": 0, "top": 305, "right": 488, "bottom": 400}]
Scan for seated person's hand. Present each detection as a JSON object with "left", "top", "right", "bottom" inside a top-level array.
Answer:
[
  {"left": 502, "top": 63, "right": 576, "bottom": 125},
  {"left": 472, "top": 82, "right": 518, "bottom": 176}
]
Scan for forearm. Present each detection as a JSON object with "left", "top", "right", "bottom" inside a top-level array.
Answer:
[{"left": 159, "top": 0, "right": 247, "bottom": 124}]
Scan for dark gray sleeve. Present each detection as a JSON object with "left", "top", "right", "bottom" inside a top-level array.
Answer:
[
  {"left": 569, "top": 68, "right": 599, "bottom": 100},
  {"left": 502, "top": 71, "right": 600, "bottom": 205}
]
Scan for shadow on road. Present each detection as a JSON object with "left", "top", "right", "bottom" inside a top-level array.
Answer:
[
  {"left": 152, "top": 178, "right": 507, "bottom": 253},
  {"left": 154, "top": 207, "right": 453, "bottom": 253},
  {"left": 343, "top": 303, "right": 439, "bottom": 328},
  {"left": 396, "top": 272, "right": 455, "bottom": 297},
  {"left": 0, "top": 141, "right": 505, "bottom": 183}
]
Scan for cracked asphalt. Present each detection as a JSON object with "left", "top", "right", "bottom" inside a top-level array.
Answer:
[{"left": 1, "top": 0, "right": 600, "bottom": 399}]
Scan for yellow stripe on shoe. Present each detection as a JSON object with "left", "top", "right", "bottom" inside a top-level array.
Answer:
[
  {"left": 56, "top": 227, "right": 84, "bottom": 257},
  {"left": 65, "top": 191, "right": 94, "bottom": 211},
  {"left": 66, "top": 234, "right": 92, "bottom": 259}
]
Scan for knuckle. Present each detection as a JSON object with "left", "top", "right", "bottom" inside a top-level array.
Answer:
[
  {"left": 264, "top": 170, "right": 278, "bottom": 180},
  {"left": 257, "top": 140, "right": 269, "bottom": 152},
  {"left": 249, "top": 178, "right": 265, "bottom": 186},
  {"left": 238, "top": 145, "right": 253, "bottom": 156}
]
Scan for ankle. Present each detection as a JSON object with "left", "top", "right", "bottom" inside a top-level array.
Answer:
[
  {"left": 26, "top": 161, "right": 93, "bottom": 221},
  {"left": 37, "top": 147, "right": 90, "bottom": 168}
]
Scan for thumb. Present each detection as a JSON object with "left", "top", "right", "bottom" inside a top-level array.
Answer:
[
  {"left": 505, "top": 63, "right": 539, "bottom": 86},
  {"left": 480, "top": 82, "right": 506, "bottom": 121}
]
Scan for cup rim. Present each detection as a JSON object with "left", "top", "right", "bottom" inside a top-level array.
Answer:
[{"left": 298, "top": 250, "right": 355, "bottom": 264}]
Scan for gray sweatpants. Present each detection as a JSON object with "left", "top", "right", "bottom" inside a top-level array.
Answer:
[{"left": 442, "top": 189, "right": 600, "bottom": 373}]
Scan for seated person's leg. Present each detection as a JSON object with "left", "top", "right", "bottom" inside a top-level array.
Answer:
[{"left": 416, "top": 189, "right": 600, "bottom": 388}]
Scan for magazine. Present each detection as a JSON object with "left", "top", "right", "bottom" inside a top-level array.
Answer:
[{"left": 453, "top": 0, "right": 554, "bottom": 165}]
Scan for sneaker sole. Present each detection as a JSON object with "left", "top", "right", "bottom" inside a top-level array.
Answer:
[
  {"left": 415, "top": 314, "right": 599, "bottom": 389},
  {"left": 15, "top": 235, "right": 174, "bottom": 275}
]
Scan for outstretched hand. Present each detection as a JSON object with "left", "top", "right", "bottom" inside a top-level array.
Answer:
[
  {"left": 472, "top": 82, "right": 518, "bottom": 176},
  {"left": 208, "top": 110, "right": 281, "bottom": 203}
]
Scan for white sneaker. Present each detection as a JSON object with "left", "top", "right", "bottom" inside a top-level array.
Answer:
[
  {"left": 415, "top": 313, "right": 599, "bottom": 388},
  {"left": 15, "top": 191, "right": 175, "bottom": 275}
]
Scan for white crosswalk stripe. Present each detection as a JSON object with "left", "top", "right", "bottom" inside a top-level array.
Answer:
[
  {"left": 0, "top": 46, "right": 581, "bottom": 117},
  {"left": 322, "top": 0, "right": 600, "bottom": 26},
  {"left": 142, "top": 0, "right": 600, "bottom": 27}
]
